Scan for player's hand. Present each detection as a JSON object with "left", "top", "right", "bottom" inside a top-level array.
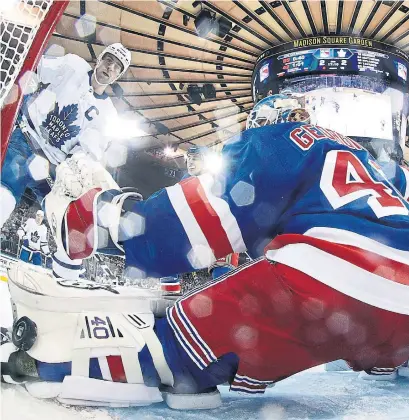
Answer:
[
  {"left": 53, "top": 152, "right": 119, "bottom": 199},
  {"left": 17, "top": 230, "right": 24, "bottom": 239}
]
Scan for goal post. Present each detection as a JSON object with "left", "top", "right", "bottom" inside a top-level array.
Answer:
[{"left": 1, "top": 0, "right": 69, "bottom": 167}]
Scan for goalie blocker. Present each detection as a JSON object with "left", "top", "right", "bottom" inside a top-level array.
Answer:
[
  {"left": 46, "top": 187, "right": 141, "bottom": 261},
  {"left": 43, "top": 150, "right": 144, "bottom": 280}
]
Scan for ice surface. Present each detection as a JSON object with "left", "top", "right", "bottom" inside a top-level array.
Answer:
[{"left": 3, "top": 370, "right": 409, "bottom": 420}]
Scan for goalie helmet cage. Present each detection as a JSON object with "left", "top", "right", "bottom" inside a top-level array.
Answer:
[{"left": 0, "top": 0, "right": 69, "bottom": 167}]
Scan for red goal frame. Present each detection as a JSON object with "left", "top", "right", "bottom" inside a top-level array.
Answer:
[{"left": 0, "top": 0, "right": 69, "bottom": 167}]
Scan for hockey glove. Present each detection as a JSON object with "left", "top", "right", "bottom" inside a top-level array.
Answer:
[{"left": 53, "top": 152, "right": 119, "bottom": 199}]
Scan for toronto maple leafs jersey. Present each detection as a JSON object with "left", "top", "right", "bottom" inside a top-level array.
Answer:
[
  {"left": 122, "top": 122, "right": 409, "bottom": 314},
  {"left": 18, "top": 218, "right": 49, "bottom": 252},
  {"left": 21, "top": 54, "right": 117, "bottom": 165}
]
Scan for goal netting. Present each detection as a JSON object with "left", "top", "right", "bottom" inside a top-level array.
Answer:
[{"left": 1, "top": 0, "right": 68, "bottom": 165}]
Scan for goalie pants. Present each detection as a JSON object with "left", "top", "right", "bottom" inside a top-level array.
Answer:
[{"left": 35, "top": 258, "right": 409, "bottom": 392}]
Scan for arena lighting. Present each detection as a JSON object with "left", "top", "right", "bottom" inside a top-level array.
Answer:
[
  {"left": 194, "top": 9, "right": 216, "bottom": 38},
  {"left": 204, "top": 152, "right": 224, "bottom": 175},
  {"left": 104, "top": 115, "right": 149, "bottom": 139},
  {"left": 187, "top": 84, "right": 216, "bottom": 105},
  {"left": 202, "top": 84, "right": 216, "bottom": 99},
  {"left": 164, "top": 145, "right": 178, "bottom": 157},
  {"left": 214, "top": 16, "right": 232, "bottom": 39},
  {"left": 187, "top": 84, "right": 203, "bottom": 105},
  {"left": 164, "top": 146, "right": 173, "bottom": 156},
  {"left": 194, "top": 8, "right": 232, "bottom": 39},
  {"left": 183, "top": 14, "right": 190, "bottom": 27}
]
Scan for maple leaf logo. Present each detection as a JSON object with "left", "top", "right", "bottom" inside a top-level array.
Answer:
[
  {"left": 31, "top": 231, "right": 40, "bottom": 243},
  {"left": 41, "top": 103, "right": 81, "bottom": 149}
]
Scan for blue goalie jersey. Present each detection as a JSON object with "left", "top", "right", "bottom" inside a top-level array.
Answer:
[{"left": 123, "top": 122, "right": 409, "bottom": 314}]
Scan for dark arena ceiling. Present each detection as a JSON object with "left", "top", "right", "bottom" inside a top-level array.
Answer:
[{"left": 48, "top": 0, "right": 409, "bottom": 190}]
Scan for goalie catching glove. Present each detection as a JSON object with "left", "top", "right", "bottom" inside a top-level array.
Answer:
[
  {"left": 53, "top": 152, "right": 119, "bottom": 199},
  {"left": 45, "top": 152, "right": 142, "bottom": 261}
]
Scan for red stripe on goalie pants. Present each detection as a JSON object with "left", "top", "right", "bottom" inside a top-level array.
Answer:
[
  {"left": 106, "top": 355, "right": 127, "bottom": 382},
  {"left": 180, "top": 177, "right": 233, "bottom": 258}
]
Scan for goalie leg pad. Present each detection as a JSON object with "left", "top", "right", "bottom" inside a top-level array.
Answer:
[
  {"left": 7, "top": 261, "right": 174, "bottom": 407},
  {"left": 358, "top": 367, "right": 398, "bottom": 381},
  {"left": 7, "top": 263, "right": 165, "bottom": 362},
  {"left": 25, "top": 376, "right": 163, "bottom": 407}
]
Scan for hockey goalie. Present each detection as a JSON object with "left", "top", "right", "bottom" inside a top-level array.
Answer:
[{"left": 2, "top": 94, "right": 409, "bottom": 410}]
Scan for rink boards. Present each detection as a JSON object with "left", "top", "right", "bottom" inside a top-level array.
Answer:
[{"left": 0, "top": 253, "right": 18, "bottom": 283}]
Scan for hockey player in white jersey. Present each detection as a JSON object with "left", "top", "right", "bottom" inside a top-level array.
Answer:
[
  {"left": 1, "top": 43, "right": 131, "bottom": 229},
  {"left": 17, "top": 210, "right": 50, "bottom": 266}
]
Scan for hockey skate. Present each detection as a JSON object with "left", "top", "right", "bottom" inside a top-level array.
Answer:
[
  {"left": 325, "top": 360, "right": 400, "bottom": 381},
  {"left": 358, "top": 367, "right": 398, "bottom": 381},
  {"left": 2, "top": 262, "right": 221, "bottom": 409},
  {"left": 325, "top": 359, "right": 399, "bottom": 381},
  {"left": 397, "top": 361, "right": 409, "bottom": 378}
]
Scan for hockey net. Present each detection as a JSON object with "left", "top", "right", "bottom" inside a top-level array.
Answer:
[{"left": 1, "top": 0, "right": 68, "bottom": 166}]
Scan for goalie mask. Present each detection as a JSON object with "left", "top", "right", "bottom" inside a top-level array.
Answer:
[{"left": 246, "top": 94, "right": 311, "bottom": 130}]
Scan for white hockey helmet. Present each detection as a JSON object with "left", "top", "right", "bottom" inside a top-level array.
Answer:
[
  {"left": 97, "top": 43, "right": 131, "bottom": 80},
  {"left": 246, "top": 94, "right": 311, "bottom": 130}
]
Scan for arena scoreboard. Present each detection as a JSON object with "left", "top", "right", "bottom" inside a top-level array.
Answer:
[{"left": 253, "top": 36, "right": 409, "bottom": 101}]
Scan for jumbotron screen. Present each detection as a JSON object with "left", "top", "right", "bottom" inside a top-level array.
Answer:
[{"left": 252, "top": 37, "right": 409, "bottom": 148}]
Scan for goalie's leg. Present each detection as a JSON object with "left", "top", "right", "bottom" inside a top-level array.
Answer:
[
  {"left": 2, "top": 263, "right": 227, "bottom": 409},
  {"left": 3, "top": 317, "right": 232, "bottom": 408},
  {"left": 5, "top": 259, "right": 409, "bottom": 409}
]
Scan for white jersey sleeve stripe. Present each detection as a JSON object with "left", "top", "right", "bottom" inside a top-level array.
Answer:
[
  {"left": 166, "top": 183, "right": 216, "bottom": 269},
  {"left": 305, "top": 227, "right": 409, "bottom": 264},
  {"left": 266, "top": 241, "right": 409, "bottom": 315},
  {"left": 198, "top": 173, "right": 246, "bottom": 253}
]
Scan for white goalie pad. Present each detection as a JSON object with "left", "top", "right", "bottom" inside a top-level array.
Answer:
[
  {"left": 25, "top": 376, "right": 163, "bottom": 407},
  {"left": 7, "top": 263, "right": 174, "bottom": 388}
]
